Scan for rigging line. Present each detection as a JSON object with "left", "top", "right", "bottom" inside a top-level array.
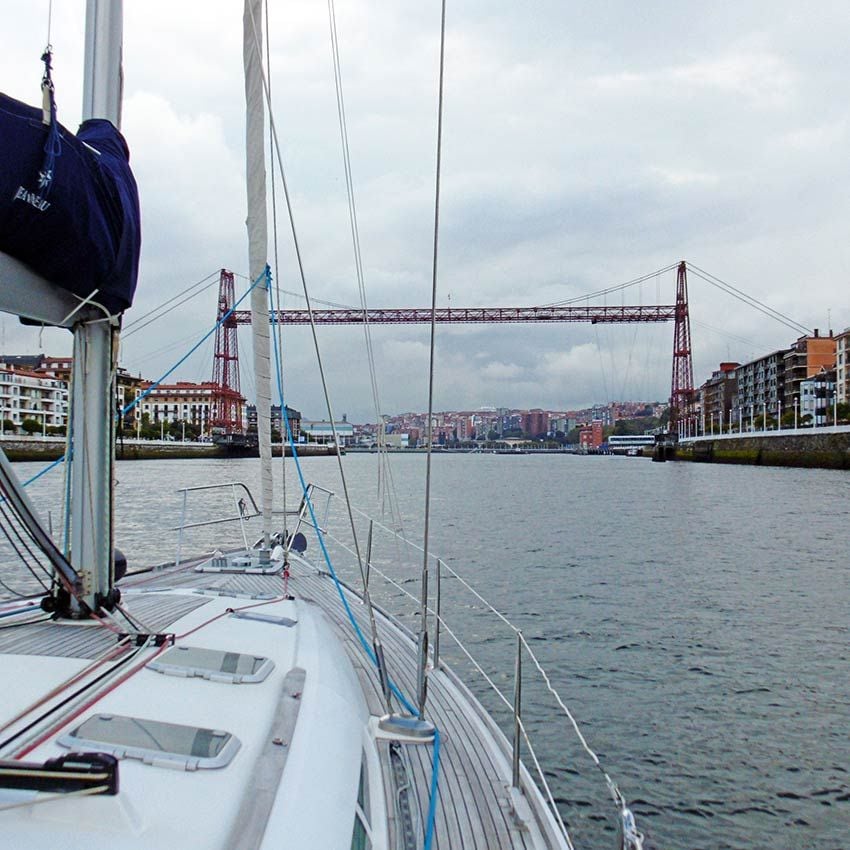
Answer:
[
  {"left": 420, "top": 0, "right": 448, "bottom": 719},
  {"left": 122, "top": 275, "right": 221, "bottom": 339},
  {"left": 0, "top": 641, "right": 148, "bottom": 755},
  {"left": 516, "top": 717, "right": 574, "bottom": 846},
  {"left": 0, "top": 575, "right": 43, "bottom": 600},
  {"left": 543, "top": 262, "right": 679, "bottom": 308},
  {"left": 245, "top": 14, "right": 368, "bottom": 593},
  {"left": 518, "top": 632, "right": 637, "bottom": 820},
  {"left": 125, "top": 327, "right": 213, "bottom": 367},
  {"left": 232, "top": 272, "right": 360, "bottom": 310},
  {"left": 0, "top": 497, "right": 52, "bottom": 590},
  {"left": 12, "top": 640, "right": 168, "bottom": 760},
  {"left": 327, "top": 0, "right": 406, "bottom": 544},
  {"left": 0, "top": 613, "right": 52, "bottom": 629},
  {"left": 0, "top": 638, "right": 131, "bottom": 736},
  {"left": 271, "top": 315, "right": 417, "bottom": 717},
  {"left": 122, "top": 270, "right": 219, "bottom": 332},
  {"left": 45, "top": 0, "right": 53, "bottom": 47},
  {"left": 118, "top": 269, "right": 266, "bottom": 418},
  {"left": 687, "top": 264, "right": 811, "bottom": 335},
  {"left": 328, "top": 0, "right": 382, "bottom": 425}
]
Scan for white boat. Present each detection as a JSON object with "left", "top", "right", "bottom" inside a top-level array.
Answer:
[{"left": 0, "top": 3, "right": 643, "bottom": 848}]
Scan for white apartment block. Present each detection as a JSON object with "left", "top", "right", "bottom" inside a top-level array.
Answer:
[
  {"left": 0, "top": 369, "right": 67, "bottom": 432},
  {"left": 138, "top": 382, "right": 219, "bottom": 432}
]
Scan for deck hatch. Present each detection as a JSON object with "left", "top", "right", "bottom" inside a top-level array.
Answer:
[
  {"left": 147, "top": 645, "right": 274, "bottom": 683},
  {"left": 58, "top": 714, "right": 240, "bottom": 770}
]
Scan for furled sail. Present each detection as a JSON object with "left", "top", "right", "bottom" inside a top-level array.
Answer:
[
  {"left": 0, "top": 92, "right": 140, "bottom": 316},
  {"left": 243, "top": 0, "right": 273, "bottom": 544}
]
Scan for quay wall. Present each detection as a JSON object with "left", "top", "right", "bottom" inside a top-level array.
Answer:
[
  {"left": 679, "top": 430, "right": 850, "bottom": 470},
  {"left": 0, "top": 437, "right": 336, "bottom": 462}
]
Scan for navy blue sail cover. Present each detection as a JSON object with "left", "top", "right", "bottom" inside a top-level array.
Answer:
[{"left": 0, "top": 92, "right": 140, "bottom": 315}]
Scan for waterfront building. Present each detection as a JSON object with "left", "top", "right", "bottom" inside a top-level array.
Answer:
[
  {"left": 733, "top": 348, "right": 789, "bottom": 423},
  {"left": 301, "top": 419, "right": 354, "bottom": 446},
  {"left": 835, "top": 328, "right": 850, "bottom": 405},
  {"left": 0, "top": 367, "right": 67, "bottom": 433},
  {"left": 115, "top": 369, "right": 146, "bottom": 432},
  {"left": 590, "top": 404, "right": 612, "bottom": 426},
  {"left": 521, "top": 409, "right": 549, "bottom": 437},
  {"left": 245, "top": 404, "right": 302, "bottom": 441},
  {"left": 783, "top": 331, "right": 836, "bottom": 413},
  {"left": 578, "top": 420, "right": 604, "bottom": 450},
  {"left": 139, "top": 381, "right": 225, "bottom": 435},
  {"left": 549, "top": 416, "right": 576, "bottom": 435},
  {"left": 799, "top": 368, "right": 836, "bottom": 426},
  {"left": 700, "top": 362, "right": 739, "bottom": 431},
  {"left": 0, "top": 354, "right": 146, "bottom": 433}
]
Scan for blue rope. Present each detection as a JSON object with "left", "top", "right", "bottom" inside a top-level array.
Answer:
[
  {"left": 119, "top": 268, "right": 267, "bottom": 418},
  {"left": 267, "top": 270, "right": 440, "bottom": 850},
  {"left": 266, "top": 271, "right": 419, "bottom": 713},
  {"left": 424, "top": 728, "right": 441, "bottom": 850},
  {"left": 15, "top": 267, "right": 267, "bottom": 493},
  {"left": 21, "top": 454, "right": 65, "bottom": 488}
]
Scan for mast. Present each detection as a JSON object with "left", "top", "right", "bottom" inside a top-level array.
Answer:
[
  {"left": 66, "top": 0, "right": 124, "bottom": 613},
  {"left": 243, "top": 0, "right": 273, "bottom": 549}
]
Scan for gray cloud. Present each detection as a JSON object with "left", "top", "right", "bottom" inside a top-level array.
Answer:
[{"left": 2, "top": 2, "right": 849, "bottom": 422}]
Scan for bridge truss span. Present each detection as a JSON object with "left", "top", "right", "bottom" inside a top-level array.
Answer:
[{"left": 230, "top": 304, "right": 677, "bottom": 325}]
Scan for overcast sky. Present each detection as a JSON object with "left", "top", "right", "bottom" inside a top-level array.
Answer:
[{"left": 3, "top": 2, "right": 849, "bottom": 422}]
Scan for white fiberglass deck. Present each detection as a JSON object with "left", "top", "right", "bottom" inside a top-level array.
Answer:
[{"left": 0, "top": 554, "right": 567, "bottom": 849}]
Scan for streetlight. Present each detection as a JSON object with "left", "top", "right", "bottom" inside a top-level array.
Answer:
[
  {"left": 778, "top": 401, "right": 782, "bottom": 431},
  {"left": 160, "top": 418, "right": 164, "bottom": 441},
  {"left": 750, "top": 404, "right": 755, "bottom": 432},
  {"left": 738, "top": 406, "right": 743, "bottom": 433},
  {"left": 762, "top": 402, "right": 767, "bottom": 431},
  {"left": 794, "top": 397, "right": 798, "bottom": 430}
]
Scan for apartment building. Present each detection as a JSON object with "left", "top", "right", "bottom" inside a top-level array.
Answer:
[
  {"left": 138, "top": 381, "right": 224, "bottom": 433},
  {"left": 783, "top": 331, "right": 836, "bottom": 410},
  {"left": 799, "top": 368, "right": 836, "bottom": 426},
  {"left": 700, "top": 362, "right": 739, "bottom": 429},
  {"left": 835, "top": 328, "right": 850, "bottom": 405},
  {"left": 245, "top": 404, "right": 301, "bottom": 441},
  {"left": 733, "top": 348, "right": 789, "bottom": 419},
  {"left": 0, "top": 368, "right": 67, "bottom": 432}
]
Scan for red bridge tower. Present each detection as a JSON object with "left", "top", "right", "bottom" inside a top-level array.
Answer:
[
  {"left": 669, "top": 261, "right": 695, "bottom": 435},
  {"left": 210, "top": 269, "right": 243, "bottom": 433}
]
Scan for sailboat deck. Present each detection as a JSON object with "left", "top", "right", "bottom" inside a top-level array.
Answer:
[
  {"left": 128, "top": 558, "right": 551, "bottom": 848},
  {"left": 0, "top": 556, "right": 559, "bottom": 848}
]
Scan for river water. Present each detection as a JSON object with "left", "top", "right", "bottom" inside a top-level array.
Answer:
[{"left": 5, "top": 453, "right": 849, "bottom": 850}]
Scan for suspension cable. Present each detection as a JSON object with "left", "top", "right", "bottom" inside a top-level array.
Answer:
[
  {"left": 687, "top": 263, "right": 811, "bottom": 336},
  {"left": 545, "top": 262, "right": 680, "bottom": 307},
  {"left": 122, "top": 270, "right": 220, "bottom": 337}
]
